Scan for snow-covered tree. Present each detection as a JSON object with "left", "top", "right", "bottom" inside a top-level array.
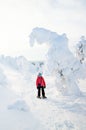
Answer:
[
  {"left": 29, "top": 27, "right": 86, "bottom": 96},
  {"left": 75, "top": 36, "right": 86, "bottom": 63}
]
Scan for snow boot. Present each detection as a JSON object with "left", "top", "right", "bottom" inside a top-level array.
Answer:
[
  {"left": 37, "top": 96, "right": 41, "bottom": 99},
  {"left": 42, "top": 96, "right": 47, "bottom": 99}
]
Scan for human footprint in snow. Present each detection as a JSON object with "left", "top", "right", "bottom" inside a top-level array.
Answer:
[{"left": 36, "top": 73, "right": 47, "bottom": 99}]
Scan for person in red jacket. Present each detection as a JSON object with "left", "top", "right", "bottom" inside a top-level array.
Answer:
[{"left": 36, "top": 73, "right": 47, "bottom": 99}]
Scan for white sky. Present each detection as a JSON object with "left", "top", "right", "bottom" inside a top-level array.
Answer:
[{"left": 0, "top": 0, "right": 86, "bottom": 61}]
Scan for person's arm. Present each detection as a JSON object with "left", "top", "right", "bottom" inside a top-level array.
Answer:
[
  {"left": 36, "top": 77, "right": 38, "bottom": 87},
  {"left": 42, "top": 77, "right": 46, "bottom": 87}
]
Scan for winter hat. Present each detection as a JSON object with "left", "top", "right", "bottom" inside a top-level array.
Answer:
[{"left": 38, "top": 72, "right": 42, "bottom": 76}]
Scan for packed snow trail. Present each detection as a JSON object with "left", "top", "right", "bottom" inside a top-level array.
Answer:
[{"left": 1, "top": 64, "right": 86, "bottom": 130}]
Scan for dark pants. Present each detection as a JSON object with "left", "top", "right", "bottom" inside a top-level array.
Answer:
[{"left": 37, "top": 87, "right": 45, "bottom": 97}]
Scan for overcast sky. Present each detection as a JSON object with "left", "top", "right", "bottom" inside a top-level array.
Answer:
[{"left": 0, "top": 0, "right": 86, "bottom": 61}]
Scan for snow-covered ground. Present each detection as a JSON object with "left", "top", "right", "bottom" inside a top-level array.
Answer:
[{"left": 0, "top": 58, "right": 86, "bottom": 130}]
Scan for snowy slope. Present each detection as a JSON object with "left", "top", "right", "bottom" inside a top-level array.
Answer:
[
  {"left": 0, "top": 59, "right": 86, "bottom": 130},
  {"left": 0, "top": 63, "right": 46, "bottom": 130}
]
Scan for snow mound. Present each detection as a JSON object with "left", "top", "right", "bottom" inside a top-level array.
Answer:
[{"left": 8, "top": 100, "right": 29, "bottom": 112}]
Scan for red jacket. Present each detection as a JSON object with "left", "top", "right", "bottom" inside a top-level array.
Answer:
[{"left": 36, "top": 76, "right": 46, "bottom": 88}]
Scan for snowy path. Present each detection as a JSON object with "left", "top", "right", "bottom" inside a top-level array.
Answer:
[
  {"left": 25, "top": 91, "right": 86, "bottom": 130},
  {"left": 1, "top": 65, "right": 86, "bottom": 130}
]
